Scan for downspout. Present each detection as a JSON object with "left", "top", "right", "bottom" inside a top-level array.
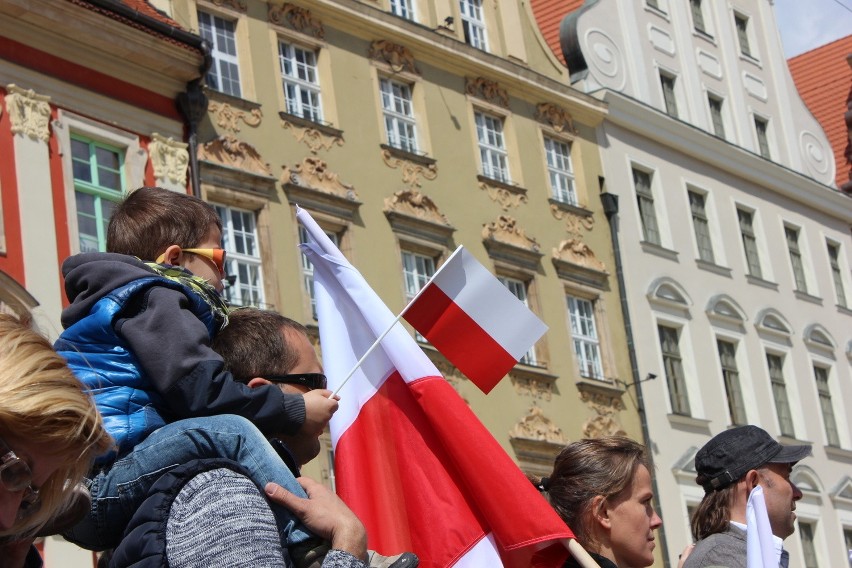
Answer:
[
  {"left": 84, "top": 0, "right": 211, "bottom": 197},
  {"left": 600, "top": 186, "right": 671, "bottom": 568}
]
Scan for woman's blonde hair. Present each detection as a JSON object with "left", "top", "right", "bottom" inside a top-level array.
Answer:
[{"left": 0, "top": 314, "right": 112, "bottom": 537}]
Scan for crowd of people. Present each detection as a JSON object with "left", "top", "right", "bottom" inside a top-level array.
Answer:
[{"left": 0, "top": 186, "right": 811, "bottom": 568}]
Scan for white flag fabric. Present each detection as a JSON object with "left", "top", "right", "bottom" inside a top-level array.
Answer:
[
  {"left": 296, "top": 206, "right": 572, "bottom": 568},
  {"left": 746, "top": 486, "right": 779, "bottom": 568}
]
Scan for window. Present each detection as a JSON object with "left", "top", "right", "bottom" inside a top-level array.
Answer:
[
  {"left": 690, "top": 0, "right": 706, "bottom": 33},
  {"left": 734, "top": 13, "right": 752, "bottom": 57},
  {"left": 475, "top": 111, "right": 510, "bottom": 183},
  {"left": 659, "top": 72, "right": 678, "bottom": 117},
  {"left": 380, "top": 78, "right": 417, "bottom": 153},
  {"left": 215, "top": 204, "right": 263, "bottom": 307},
  {"left": 737, "top": 208, "right": 762, "bottom": 278},
  {"left": 499, "top": 277, "right": 537, "bottom": 365},
  {"left": 708, "top": 95, "right": 726, "bottom": 138},
  {"left": 299, "top": 225, "right": 339, "bottom": 319},
  {"left": 544, "top": 137, "right": 576, "bottom": 205},
  {"left": 785, "top": 226, "right": 807, "bottom": 293},
  {"left": 402, "top": 251, "right": 435, "bottom": 301},
  {"left": 754, "top": 116, "right": 771, "bottom": 159},
  {"left": 814, "top": 366, "right": 840, "bottom": 446},
  {"left": 659, "top": 325, "right": 690, "bottom": 415},
  {"left": 567, "top": 296, "right": 604, "bottom": 380},
  {"left": 799, "top": 522, "right": 819, "bottom": 568},
  {"left": 390, "top": 0, "right": 415, "bottom": 20},
  {"left": 279, "top": 42, "right": 322, "bottom": 123},
  {"left": 827, "top": 242, "right": 847, "bottom": 308},
  {"left": 646, "top": 0, "right": 659, "bottom": 9},
  {"left": 767, "top": 353, "right": 794, "bottom": 437},
  {"left": 717, "top": 340, "right": 746, "bottom": 425},
  {"left": 633, "top": 168, "right": 660, "bottom": 245},
  {"left": 459, "top": 0, "right": 488, "bottom": 51},
  {"left": 199, "top": 11, "right": 241, "bottom": 97},
  {"left": 688, "top": 191, "right": 714, "bottom": 263},
  {"left": 844, "top": 528, "right": 852, "bottom": 561},
  {"left": 71, "top": 135, "right": 124, "bottom": 252}
]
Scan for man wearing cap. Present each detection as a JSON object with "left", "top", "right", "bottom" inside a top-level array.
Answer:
[{"left": 683, "top": 425, "right": 811, "bottom": 568}]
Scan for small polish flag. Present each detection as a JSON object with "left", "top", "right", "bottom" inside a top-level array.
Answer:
[{"left": 401, "top": 245, "right": 548, "bottom": 393}]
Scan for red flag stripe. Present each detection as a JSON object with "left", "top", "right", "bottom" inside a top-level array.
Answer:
[{"left": 404, "top": 282, "right": 517, "bottom": 394}]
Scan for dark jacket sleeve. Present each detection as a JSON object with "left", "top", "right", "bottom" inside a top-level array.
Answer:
[{"left": 116, "top": 286, "right": 305, "bottom": 436}]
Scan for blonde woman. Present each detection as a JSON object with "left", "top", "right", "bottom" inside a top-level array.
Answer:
[{"left": 0, "top": 314, "right": 112, "bottom": 566}]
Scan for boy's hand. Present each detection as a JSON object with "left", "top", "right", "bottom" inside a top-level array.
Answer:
[{"left": 300, "top": 389, "right": 339, "bottom": 436}]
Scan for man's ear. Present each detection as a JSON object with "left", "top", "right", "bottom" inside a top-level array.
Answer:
[
  {"left": 745, "top": 469, "right": 761, "bottom": 491},
  {"left": 591, "top": 494, "right": 612, "bottom": 530},
  {"left": 159, "top": 244, "right": 182, "bottom": 265},
  {"left": 247, "top": 377, "right": 273, "bottom": 389}
]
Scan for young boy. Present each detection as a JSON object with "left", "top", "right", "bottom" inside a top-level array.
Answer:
[{"left": 55, "top": 187, "right": 338, "bottom": 566}]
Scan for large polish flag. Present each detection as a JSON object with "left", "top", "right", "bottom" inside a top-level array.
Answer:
[
  {"left": 297, "top": 207, "right": 573, "bottom": 568},
  {"left": 401, "top": 245, "right": 547, "bottom": 394}
]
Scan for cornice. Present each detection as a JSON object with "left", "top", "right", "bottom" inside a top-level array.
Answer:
[
  {"left": 291, "top": 0, "right": 607, "bottom": 127},
  {"left": 601, "top": 90, "right": 852, "bottom": 218}
]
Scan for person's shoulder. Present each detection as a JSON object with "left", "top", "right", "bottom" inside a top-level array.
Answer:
[{"left": 683, "top": 531, "right": 745, "bottom": 568}]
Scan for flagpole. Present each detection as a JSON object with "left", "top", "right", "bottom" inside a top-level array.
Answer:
[
  {"left": 565, "top": 539, "right": 601, "bottom": 568},
  {"left": 328, "top": 245, "right": 465, "bottom": 398}
]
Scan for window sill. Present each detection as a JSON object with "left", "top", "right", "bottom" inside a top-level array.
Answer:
[
  {"left": 824, "top": 445, "right": 852, "bottom": 463},
  {"left": 548, "top": 198, "right": 591, "bottom": 218},
  {"left": 575, "top": 376, "right": 622, "bottom": 394},
  {"left": 745, "top": 274, "right": 778, "bottom": 290},
  {"left": 692, "top": 29, "right": 715, "bottom": 44},
  {"left": 279, "top": 111, "right": 343, "bottom": 139},
  {"left": 205, "top": 88, "right": 261, "bottom": 111},
  {"left": 836, "top": 304, "right": 852, "bottom": 316},
  {"left": 667, "top": 413, "right": 712, "bottom": 433},
  {"left": 380, "top": 144, "right": 436, "bottom": 167},
  {"left": 476, "top": 174, "right": 526, "bottom": 196},
  {"left": 738, "top": 53, "right": 762, "bottom": 68},
  {"left": 696, "top": 259, "right": 732, "bottom": 277},
  {"left": 645, "top": 5, "right": 669, "bottom": 20},
  {"left": 640, "top": 241, "right": 679, "bottom": 262},
  {"left": 793, "top": 290, "right": 822, "bottom": 305}
]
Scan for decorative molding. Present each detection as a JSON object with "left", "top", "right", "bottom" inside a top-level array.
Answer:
[
  {"left": 198, "top": 135, "right": 272, "bottom": 177},
  {"left": 381, "top": 147, "right": 437, "bottom": 188},
  {"left": 268, "top": 3, "right": 324, "bottom": 38},
  {"left": 281, "top": 113, "right": 344, "bottom": 154},
  {"left": 482, "top": 216, "right": 539, "bottom": 252},
  {"left": 510, "top": 406, "right": 565, "bottom": 444},
  {"left": 465, "top": 77, "right": 509, "bottom": 108},
  {"left": 5, "top": 84, "right": 51, "bottom": 143},
  {"left": 478, "top": 176, "right": 527, "bottom": 211},
  {"left": 552, "top": 239, "right": 609, "bottom": 287},
  {"left": 550, "top": 205, "right": 594, "bottom": 233},
  {"left": 384, "top": 189, "right": 454, "bottom": 246},
  {"left": 578, "top": 385, "right": 626, "bottom": 438},
  {"left": 208, "top": 101, "right": 262, "bottom": 133},
  {"left": 148, "top": 133, "right": 189, "bottom": 188},
  {"left": 369, "top": 40, "right": 419, "bottom": 75},
  {"left": 535, "top": 102, "right": 577, "bottom": 134},
  {"left": 282, "top": 157, "right": 360, "bottom": 221},
  {"left": 209, "top": 0, "right": 247, "bottom": 12},
  {"left": 510, "top": 368, "right": 556, "bottom": 401}
]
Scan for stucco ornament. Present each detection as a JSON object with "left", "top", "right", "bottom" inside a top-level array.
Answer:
[
  {"left": 282, "top": 120, "right": 344, "bottom": 154},
  {"left": 535, "top": 102, "right": 577, "bottom": 134},
  {"left": 268, "top": 3, "right": 324, "bottom": 38},
  {"left": 552, "top": 239, "right": 606, "bottom": 272},
  {"left": 481, "top": 216, "right": 540, "bottom": 253},
  {"left": 369, "top": 40, "right": 419, "bottom": 75},
  {"left": 579, "top": 389, "right": 626, "bottom": 438},
  {"left": 209, "top": 102, "right": 262, "bottom": 133},
  {"left": 198, "top": 136, "right": 271, "bottom": 176},
  {"left": 465, "top": 77, "right": 509, "bottom": 108},
  {"left": 383, "top": 189, "right": 449, "bottom": 225},
  {"left": 149, "top": 134, "right": 189, "bottom": 186},
  {"left": 479, "top": 180, "right": 527, "bottom": 211},
  {"left": 5, "top": 84, "right": 51, "bottom": 143},
  {"left": 282, "top": 157, "right": 356, "bottom": 199},
  {"left": 381, "top": 149, "right": 438, "bottom": 188},
  {"left": 510, "top": 406, "right": 565, "bottom": 443}
]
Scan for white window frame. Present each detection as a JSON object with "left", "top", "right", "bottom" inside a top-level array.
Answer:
[
  {"left": 632, "top": 167, "right": 661, "bottom": 245},
  {"left": 279, "top": 41, "right": 323, "bottom": 123},
  {"left": 215, "top": 203, "right": 264, "bottom": 308},
  {"left": 475, "top": 111, "right": 510, "bottom": 184},
  {"left": 707, "top": 93, "right": 726, "bottom": 139},
  {"left": 567, "top": 295, "right": 604, "bottom": 381},
  {"left": 688, "top": 189, "right": 715, "bottom": 263},
  {"left": 198, "top": 10, "right": 242, "bottom": 98},
  {"left": 737, "top": 207, "right": 762, "bottom": 278},
  {"left": 459, "top": 0, "right": 488, "bottom": 51},
  {"left": 753, "top": 114, "right": 772, "bottom": 159},
  {"left": 390, "top": 0, "right": 416, "bottom": 21},
  {"left": 813, "top": 364, "right": 840, "bottom": 447},
  {"left": 784, "top": 225, "right": 808, "bottom": 293},
  {"left": 733, "top": 11, "right": 756, "bottom": 60},
  {"left": 544, "top": 136, "right": 576, "bottom": 206},
  {"left": 716, "top": 338, "right": 747, "bottom": 426},
  {"left": 826, "top": 240, "right": 848, "bottom": 308},
  {"left": 659, "top": 70, "right": 679, "bottom": 117},
  {"left": 765, "top": 351, "right": 795, "bottom": 437},
  {"left": 658, "top": 324, "right": 691, "bottom": 416},
  {"left": 380, "top": 78, "right": 418, "bottom": 153}
]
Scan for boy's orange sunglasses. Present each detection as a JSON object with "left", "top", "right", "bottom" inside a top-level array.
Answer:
[{"left": 156, "top": 248, "right": 227, "bottom": 275}]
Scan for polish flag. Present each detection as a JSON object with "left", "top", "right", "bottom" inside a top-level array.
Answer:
[
  {"left": 401, "top": 245, "right": 547, "bottom": 393},
  {"left": 297, "top": 207, "right": 573, "bottom": 568}
]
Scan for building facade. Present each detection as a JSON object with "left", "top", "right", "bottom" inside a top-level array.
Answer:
[{"left": 554, "top": 1, "right": 852, "bottom": 566}]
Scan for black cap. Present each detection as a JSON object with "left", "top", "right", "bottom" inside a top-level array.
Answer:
[{"left": 695, "top": 425, "right": 812, "bottom": 492}]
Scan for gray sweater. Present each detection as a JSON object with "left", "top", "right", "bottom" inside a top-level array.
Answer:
[{"left": 683, "top": 524, "right": 789, "bottom": 568}]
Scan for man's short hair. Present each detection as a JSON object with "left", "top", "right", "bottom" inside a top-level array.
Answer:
[
  {"left": 694, "top": 425, "right": 811, "bottom": 492},
  {"left": 106, "top": 186, "right": 222, "bottom": 261},
  {"left": 211, "top": 308, "right": 309, "bottom": 383}
]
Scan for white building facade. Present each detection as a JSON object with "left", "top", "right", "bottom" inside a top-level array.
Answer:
[{"left": 559, "top": 1, "right": 852, "bottom": 566}]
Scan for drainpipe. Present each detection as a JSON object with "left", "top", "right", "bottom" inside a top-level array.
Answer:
[
  {"left": 177, "top": 74, "right": 210, "bottom": 198},
  {"left": 600, "top": 186, "right": 672, "bottom": 568}
]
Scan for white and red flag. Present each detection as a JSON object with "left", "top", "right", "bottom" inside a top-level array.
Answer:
[
  {"left": 297, "top": 207, "right": 573, "bottom": 568},
  {"left": 401, "top": 245, "right": 547, "bottom": 393}
]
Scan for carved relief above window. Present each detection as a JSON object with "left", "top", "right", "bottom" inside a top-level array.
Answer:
[
  {"left": 510, "top": 406, "right": 565, "bottom": 444},
  {"left": 149, "top": 133, "right": 189, "bottom": 189},
  {"left": 381, "top": 147, "right": 437, "bottom": 188},
  {"left": 268, "top": 3, "right": 324, "bottom": 38},
  {"left": 369, "top": 40, "right": 419, "bottom": 75},
  {"left": 281, "top": 114, "right": 344, "bottom": 154},
  {"left": 209, "top": 0, "right": 247, "bottom": 12},
  {"left": 481, "top": 216, "right": 541, "bottom": 271},
  {"left": 384, "top": 189, "right": 454, "bottom": 247},
  {"left": 5, "top": 84, "right": 51, "bottom": 143},
  {"left": 282, "top": 157, "right": 360, "bottom": 221},
  {"left": 209, "top": 101, "right": 262, "bottom": 133},
  {"left": 510, "top": 366, "right": 557, "bottom": 401},
  {"left": 552, "top": 239, "right": 608, "bottom": 289},
  {"left": 578, "top": 386, "right": 626, "bottom": 438},
  {"left": 465, "top": 77, "right": 509, "bottom": 108},
  {"left": 509, "top": 406, "right": 566, "bottom": 476},
  {"left": 198, "top": 135, "right": 271, "bottom": 176},
  {"left": 535, "top": 102, "right": 577, "bottom": 135}
]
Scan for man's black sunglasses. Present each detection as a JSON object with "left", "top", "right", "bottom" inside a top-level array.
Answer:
[{"left": 262, "top": 373, "right": 327, "bottom": 390}]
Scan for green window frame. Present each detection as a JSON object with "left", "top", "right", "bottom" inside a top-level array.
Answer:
[{"left": 71, "top": 135, "right": 124, "bottom": 253}]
